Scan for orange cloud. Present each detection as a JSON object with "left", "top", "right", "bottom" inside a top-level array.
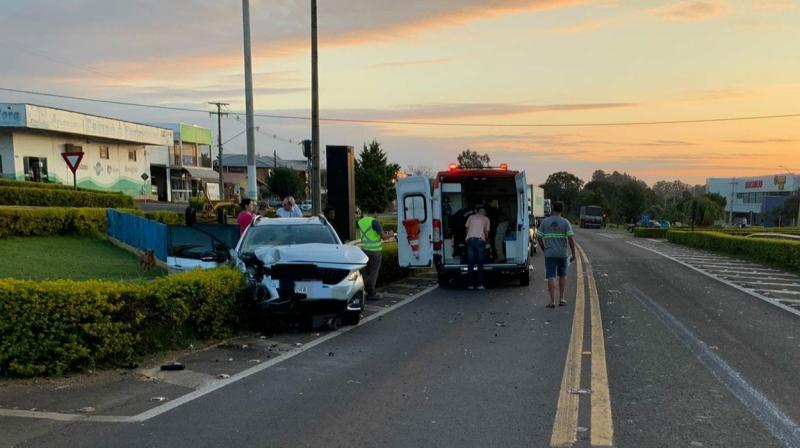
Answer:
[{"left": 651, "top": 0, "right": 727, "bottom": 21}]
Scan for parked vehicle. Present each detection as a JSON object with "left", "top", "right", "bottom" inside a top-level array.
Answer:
[
  {"left": 580, "top": 205, "right": 604, "bottom": 228},
  {"left": 543, "top": 199, "right": 552, "bottom": 217},
  {"left": 236, "top": 217, "right": 368, "bottom": 326},
  {"left": 396, "top": 164, "right": 531, "bottom": 287}
]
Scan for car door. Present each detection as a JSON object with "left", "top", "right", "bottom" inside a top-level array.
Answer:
[
  {"left": 166, "top": 226, "right": 230, "bottom": 273},
  {"left": 515, "top": 171, "right": 530, "bottom": 262},
  {"left": 396, "top": 176, "right": 434, "bottom": 267}
]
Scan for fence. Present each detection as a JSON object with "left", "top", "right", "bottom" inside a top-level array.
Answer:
[{"left": 107, "top": 209, "right": 169, "bottom": 261}]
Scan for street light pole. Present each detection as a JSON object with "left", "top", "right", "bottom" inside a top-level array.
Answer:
[
  {"left": 242, "top": 0, "right": 258, "bottom": 200},
  {"left": 728, "top": 177, "right": 738, "bottom": 226},
  {"left": 310, "top": 0, "right": 321, "bottom": 215}
]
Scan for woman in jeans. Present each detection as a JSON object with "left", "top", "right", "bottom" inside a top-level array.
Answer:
[{"left": 465, "top": 206, "right": 490, "bottom": 290}]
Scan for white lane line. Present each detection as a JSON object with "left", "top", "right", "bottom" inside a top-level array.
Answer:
[
  {"left": 755, "top": 289, "right": 800, "bottom": 296},
  {"left": 0, "top": 285, "right": 439, "bottom": 424},
  {"left": 688, "top": 268, "right": 797, "bottom": 278},
  {"left": 627, "top": 241, "right": 800, "bottom": 319},
  {"left": 738, "top": 281, "right": 800, "bottom": 288},
  {"left": 717, "top": 275, "right": 800, "bottom": 283},
  {"left": 625, "top": 285, "right": 800, "bottom": 448},
  {"left": 684, "top": 263, "right": 793, "bottom": 274}
]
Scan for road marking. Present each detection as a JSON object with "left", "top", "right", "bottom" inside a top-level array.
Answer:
[
  {"left": 578, "top": 246, "right": 614, "bottom": 447},
  {"left": 0, "top": 284, "right": 439, "bottom": 424},
  {"left": 625, "top": 285, "right": 800, "bottom": 448},
  {"left": 627, "top": 241, "right": 800, "bottom": 319},
  {"left": 550, "top": 252, "right": 586, "bottom": 447}
]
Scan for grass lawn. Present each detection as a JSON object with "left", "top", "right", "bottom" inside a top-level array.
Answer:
[{"left": 0, "top": 236, "right": 165, "bottom": 281}]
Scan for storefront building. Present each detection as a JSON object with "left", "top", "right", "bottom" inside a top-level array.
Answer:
[
  {"left": 0, "top": 103, "right": 172, "bottom": 196},
  {"left": 707, "top": 174, "right": 800, "bottom": 225},
  {"left": 147, "top": 123, "right": 217, "bottom": 202}
]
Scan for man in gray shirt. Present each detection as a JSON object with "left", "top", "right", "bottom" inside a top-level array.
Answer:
[{"left": 536, "top": 201, "right": 576, "bottom": 308}]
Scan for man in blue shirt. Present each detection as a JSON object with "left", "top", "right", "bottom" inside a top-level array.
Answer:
[{"left": 536, "top": 201, "right": 576, "bottom": 308}]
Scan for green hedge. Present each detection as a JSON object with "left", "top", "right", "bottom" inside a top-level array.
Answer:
[
  {"left": 0, "top": 186, "right": 134, "bottom": 208},
  {"left": 633, "top": 228, "right": 668, "bottom": 238},
  {"left": 0, "top": 207, "right": 108, "bottom": 238},
  {"left": 0, "top": 179, "right": 82, "bottom": 191},
  {"left": 376, "top": 242, "right": 410, "bottom": 285},
  {"left": 667, "top": 231, "right": 800, "bottom": 274},
  {"left": 0, "top": 267, "right": 246, "bottom": 377},
  {"left": 144, "top": 211, "right": 184, "bottom": 225}
]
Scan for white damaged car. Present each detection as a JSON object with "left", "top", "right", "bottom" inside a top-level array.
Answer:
[{"left": 235, "top": 217, "right": 368, "bottom": 326}]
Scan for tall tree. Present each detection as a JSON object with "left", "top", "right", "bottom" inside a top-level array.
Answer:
[
  {"left": 355, "top": 140, "right": 400, "bottom": 214},
  {"left": 543, "top": 171, "right": 584, "bottom": 216},
  {"left": 268, "top": 167, "right": 305, "bottom": 200},
  {"left": 457, "top": 150, "right": 491, "bottom": 168}
]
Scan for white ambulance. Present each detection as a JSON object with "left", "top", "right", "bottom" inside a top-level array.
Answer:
[{"left": 396, "top": 164, "right": 532, "bottom": 287}]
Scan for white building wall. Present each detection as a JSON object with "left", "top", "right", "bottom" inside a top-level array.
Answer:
[
  {"left": 10, "top": 131, "right": 151, "bottom": 195},
  {"left": 707, "top": 174, "right": 800, "bottom": 216}
]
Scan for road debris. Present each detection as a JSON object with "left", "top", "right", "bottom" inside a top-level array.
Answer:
[
  {"left": 160, "top": 362, "right": 184, "bottom": 371},
  {"left": 217, "top": 374, "right": 231, "bottom": 379},
  {"left": 569, "top": 388, "right": 592, "bottom": 395},
  {"left": 327, "top": 351, "right": 335, "bottom": 357},
  {"left": 150, "top": 397, "right": 167, "bottom": 402},
  {"left": 495, "top": 321, "right": 507, "bottom": 327},
  {"left": 248, "top": 359, "right": 261, "bottom": 363},
  {"left": 577, "top": 426, "right": 589, "bottom": 432},
  {"left": 79, "top": 406, "right": 96, "bottom": 413}
]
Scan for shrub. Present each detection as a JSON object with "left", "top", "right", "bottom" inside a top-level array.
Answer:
[
  {"left": 667, "top": 231, "right": 800, "bottom": 274},
  {"left": 0, "top": 179, "right": 82, "bottom": 191},
  {"left": 0, "top": 186, "right": 134, "bottom": 208},
  {"left": 633, "top": 228, "right": 668, "bottom": 238},
  {"left": 376, "top": 242, "right": 409, "bottom": 285},
  {"left": 0, "top": 267, "right": 246, "bottom": 377},
  {"left": 144, "top": 211, "right": 184, "bottom": 225},
  {"left": 0, "top": 207, "right": 108, "bottom": 238}
]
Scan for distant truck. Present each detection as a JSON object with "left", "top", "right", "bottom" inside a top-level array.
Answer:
[
  {"left": 543, "top": 199, "right": 552, "bottom": 217},
  {"left": 579, "top": 205, "right": 604, "bottom": 228}
]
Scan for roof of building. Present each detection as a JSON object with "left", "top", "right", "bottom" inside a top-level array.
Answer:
[
  {"left": 222, "top": 154, "right": 308, "bottom": 171},
  {"left": 0, "top": 103, "right": 173, "bottom": 146}
]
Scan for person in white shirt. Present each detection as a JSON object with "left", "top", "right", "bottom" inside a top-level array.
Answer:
[{"left": 276, "top": 196, "right": 303, "bottom": 217}]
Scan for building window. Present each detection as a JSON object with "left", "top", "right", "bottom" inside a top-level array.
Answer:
[
  {"left": 128, "top": 149, "right": 137, "bottom": 162},
  {"left": 99, "top": 146, "right": 109, "bottom": 159},
  {"left": 23, "top": 157, "right": 48, "bottom": 182}
]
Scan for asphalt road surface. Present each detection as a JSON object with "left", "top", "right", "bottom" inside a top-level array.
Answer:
[{"left": 4, "top": 229, "right": 799, "bottom": 448}]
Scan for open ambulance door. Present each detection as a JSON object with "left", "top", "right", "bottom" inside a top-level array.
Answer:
[
  {"left": 396, "top": 176, "right": 434, "bottom": 267},
  {"left": 515, "top": 171, "right": 530, "bottom": 259}
]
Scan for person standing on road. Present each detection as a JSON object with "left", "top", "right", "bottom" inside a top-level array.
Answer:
[
  {"left": 237, "top": 198, "right": 256, "bottom": 236},
  {"left": 465, "top": 206, "right": 491, "bottom": 290},
  {"left": 276, "top": 196, "right": 303, "bottom": 217},
  {"left": 358, "top": 209, "right": 392, "bottom": 300},
  {"left": 536, "top": 201, "right": 576, "bottom": 308}
]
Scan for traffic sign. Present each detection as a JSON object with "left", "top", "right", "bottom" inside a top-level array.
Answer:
[
  {"left": 61, "top": 151, "right": 84, "bottom": 189},
  {"left": 61, "top": 152, "right": 84, "bottom": 174}
]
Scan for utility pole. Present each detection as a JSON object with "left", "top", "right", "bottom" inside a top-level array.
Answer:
[
  {"left": 242, "top": 0, "right": 257, "bottom": 200},
  {"left": 209, "top": 102, "right": 229, "bottom": 200},
  {"left": 310, "top": 0, "right": 322, "bottom": 215}
]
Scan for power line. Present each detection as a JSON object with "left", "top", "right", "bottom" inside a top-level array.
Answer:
[{"left": 2, "top": 86, "right": 800, "bottom": 128}]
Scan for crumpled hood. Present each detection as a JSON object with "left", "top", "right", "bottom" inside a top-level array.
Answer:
[{"left": 254, "top": 243, "right": 368, "bottom": 269}]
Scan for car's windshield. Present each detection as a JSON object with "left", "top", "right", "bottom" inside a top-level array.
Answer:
[
  {"left": 239, "top": 224, "right": 338, "bottom": 253},
  {"left": 584, "top": 206, "right": 603, "bottom": 216}
]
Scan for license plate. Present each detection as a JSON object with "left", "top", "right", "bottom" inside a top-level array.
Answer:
[{"left": 294, "top": 285, "right": 308, "bottom": 294}]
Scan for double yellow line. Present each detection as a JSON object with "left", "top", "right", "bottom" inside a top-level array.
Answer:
[{"left": 549, "top": 245, "right": 614, "bottom": 447}]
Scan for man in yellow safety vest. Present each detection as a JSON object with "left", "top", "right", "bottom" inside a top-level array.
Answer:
[{"left": 358, "top": 208, "right": 392, "bottom": 300}]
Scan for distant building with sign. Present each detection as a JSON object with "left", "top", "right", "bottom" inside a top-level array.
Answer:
[
  {"left": 0, "top": 103, "right": 172, "bottom": 196},
  {"left": 147, "top": 123, "right": 217, "bottom": 202},
  {"left": 707, "top": 173, "right": 800, "bottom": 225}
]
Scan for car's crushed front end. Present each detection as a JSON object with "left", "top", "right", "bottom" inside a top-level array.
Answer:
[{"left": 240, "top": 243, "right": 368, "bottom": 317}]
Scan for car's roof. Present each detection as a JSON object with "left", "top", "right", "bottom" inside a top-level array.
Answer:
[{"left": 251, "top": 216, "right": 326, "bottom": 227}]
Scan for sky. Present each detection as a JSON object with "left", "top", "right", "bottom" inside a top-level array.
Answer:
[{"left": 1, "top": 0, "right": 799, "bottom": 186}]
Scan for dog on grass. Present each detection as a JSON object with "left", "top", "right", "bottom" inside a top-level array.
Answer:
[{"left": 139, "top": 249, "right": 156, "bottom": 272}]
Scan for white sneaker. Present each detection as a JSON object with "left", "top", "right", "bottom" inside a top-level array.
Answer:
[
  {"left": 477, "top": 286, "right": 486, "bottom": 290},
  {"left": 467, "top": 286, "right": 475, "bottom": 290}
]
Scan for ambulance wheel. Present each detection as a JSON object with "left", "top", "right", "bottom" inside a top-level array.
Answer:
[
  {"left": 518, "top": 270, "right": 530, "bottom": 287},
  {"left": 437, "top": 273, "right": 451, "bottom": 287}
]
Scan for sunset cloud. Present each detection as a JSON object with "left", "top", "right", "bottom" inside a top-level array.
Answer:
[{"left": 650, "top": 0, "right": 727, "bottom": 21}]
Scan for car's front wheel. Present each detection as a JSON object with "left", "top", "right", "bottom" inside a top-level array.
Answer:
[{"left": 341, "top": 311, "right": 361, "bottom": 326}]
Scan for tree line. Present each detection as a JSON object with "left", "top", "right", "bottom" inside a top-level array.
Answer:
[{"left": 542, "top": 170, "right": 727, "bottom": 226}]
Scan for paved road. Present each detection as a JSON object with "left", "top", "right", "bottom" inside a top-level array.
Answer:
[{"left": 4, "top": 229, "right": 800, "bottom": 447}]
